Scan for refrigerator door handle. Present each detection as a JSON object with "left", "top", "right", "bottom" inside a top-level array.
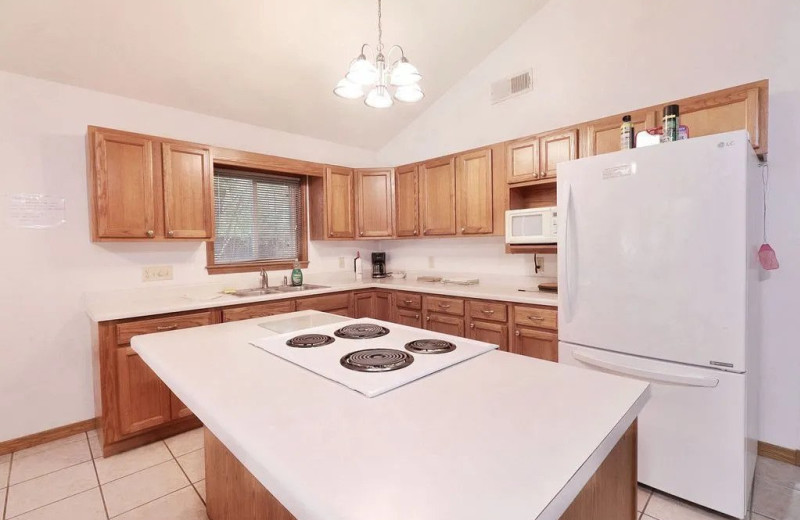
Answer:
[
  {"left": 563, "top": 183, "right": 575, "bottom": 322},
  {"left": 572, "top": 350, "right": 720, "bottom": 388}
]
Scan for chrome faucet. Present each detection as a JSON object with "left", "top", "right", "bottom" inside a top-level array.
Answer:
[{"left": 260, "top": 269, "right": 269, "bottom": 289}]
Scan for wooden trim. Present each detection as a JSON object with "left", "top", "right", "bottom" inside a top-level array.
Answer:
[
  {"left": 506, "top": 243, "right": 557, "bottom": 255},
  {"left": 212, "top": 146, "right": 325, "bottom": 177},
  {"left": 758, "top": 441, "right": 800, "bottom": 466},
  {"left": 0, "top": 418, "right": 99, "bottom": 456}
]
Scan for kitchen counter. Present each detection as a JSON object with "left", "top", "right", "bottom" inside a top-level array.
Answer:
[
  {"left": 84, "top": 272, "right": 558, "bottom": 322},
  {"left": 132, "top": 310, "right": 649, "bottom": 520}
]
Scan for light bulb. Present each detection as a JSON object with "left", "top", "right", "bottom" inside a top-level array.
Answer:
[
  {"left": 365, "top": 86, "right": 394, "bottom": 108},
  {"left": 333, "top": 78, "right": 364, "bottom": 99},
  {"left": 394, "top": 84, "right": 424, "bottom": 103},
  {"left": 389, "top": 58, "right": 422, "bottom": 86},
  {"left": 346, "top": 55, "right": 379, "bottom": 86}
]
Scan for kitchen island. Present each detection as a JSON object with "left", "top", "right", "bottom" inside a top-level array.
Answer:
[{"left": 131, "top": 311, "right": 649, "bottom": 520}]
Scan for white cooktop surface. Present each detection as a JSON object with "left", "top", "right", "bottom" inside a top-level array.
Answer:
[{"left": 250, "top": 318, "right": 497, "bottom": 397}]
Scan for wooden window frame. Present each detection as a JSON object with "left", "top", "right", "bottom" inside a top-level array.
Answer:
[{"left": 206, "top": 171, "right": 309, "bottom": 275}]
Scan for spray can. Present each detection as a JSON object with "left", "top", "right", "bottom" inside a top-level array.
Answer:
[
  {"left": 620, "top": 115, "right": 635, "bottom": 150},
  {"left": 662, "top": 105, "right": 680, "bottom": 142}
]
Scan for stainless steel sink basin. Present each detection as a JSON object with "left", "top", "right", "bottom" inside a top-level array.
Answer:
[
  {"left": 275, "top": 284, "right": 329, "bottom": 292},
  {"left": 231, "top": 287, "right": 281, "bottom": 297}
]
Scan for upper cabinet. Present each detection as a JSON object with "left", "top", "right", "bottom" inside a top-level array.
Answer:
[
  {"left": 395, "top": 165, "right": 419, "bottom": 238},
  {"left": 585, "top": 110, "right": 657, "bottom": 156},
  {"left": 87, "top": 126, "right": 213, "bottom": 241},
  {"left": 310, "top": 166, "right": 355, "bottom": 240},
  {"left": 539, "top": 129, "right": 578, "bottom": 180},
  {"left": 506, "top": 130, "right": 578, "bottom": 184},
  {"left": 505, "top": 136, "right": 540, "bottom": 184},
  {"left": 419, "top": 157, "right": 457, "bottom": 236},
  {"left": 355, "top": 169, "right": 394, "bottom": 238},
  {"left": 456, "top": 148, "right": 494, "bottom": 235}
]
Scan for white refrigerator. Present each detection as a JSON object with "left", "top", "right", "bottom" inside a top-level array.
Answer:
[{"left": 557, "top": 131, "right": 761, "bottom": 519}]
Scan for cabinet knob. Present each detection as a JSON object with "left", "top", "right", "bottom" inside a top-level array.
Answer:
[
  {"left": 461, "top": 227, "right": 466, "bottom": 233},
  {"left": 470, "top": 323, "right": 475, "bottom": 329},
  {"left": 359, "top": 231, "right": 364, "bottom": 236},
  {"left": 146, "top": 230, "right": 155, "bottom": 238},
  {"left": 515, "top": 330, "right": 521, "bottom": 337},
  {"left": 423, "top": 229, "right": 429, "bottom": 235},
  {"left": 415, "top": 314, "right": 419, "bottom": 319},
  {"left": 329, "top": 231, "right": 333, "bottom": 237},
  {"left": 167, "top": 230, "right": 174, "bottom": 237},
  {"left": 413, "top": 229, "right": 418, "bottom": 235},
  {"left": 426, "top": 315, "right": 430, "bottom": 322}
]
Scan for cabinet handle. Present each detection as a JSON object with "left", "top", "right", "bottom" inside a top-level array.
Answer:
[
  {"left": 438, "top": 303, "right": 451, "bottom": 309},
  {"left": 470, "top": 323, "right": 475, "bottom": 329},
  {"left": 415, "top": 314, "right": 419, "bottom": 319},
  {"left": 423, "top": 229, "right": 429, "bottom": 235},
  {"left": 146, "top": 230, "right": 155, "bottom": 238},
  {"left": 167, "top": 230, "right": 174, "bottom": 237},
  {"left": 413, "top": 229, "right": 418, "bottom": 235},
  {"left": 461, "top": 227, "right": 466, "bottom": 233},
  {"left": 515, "top": 330, "right": 521, "bottom": 337},
  {"left": 481, "top": 309, "right": 495, "bottom": 315},
  {"left": 527, "top": 315, "right": 545, "bottom": 321},
  {"left": 329, "top": 231, "right": 333, "bottom": 237},
  {"left": 426, "top": 315, "right": 430, "bottom": 322},
  {"left": 156, "top": 324, "right": 178, "bottom": 331},
  {"left": 359, "top": 231, "right": 364, "bottom": 236},
  {"left": 403, "top": 299, "right": 413, "bottom": 304}
]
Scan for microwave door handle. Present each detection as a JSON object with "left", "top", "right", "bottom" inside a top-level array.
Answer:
[{"left": 572, "top": 351, "right": 720, "bottom": 388}]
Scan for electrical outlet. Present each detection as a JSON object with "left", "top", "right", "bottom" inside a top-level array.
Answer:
[
  {"left": 428, "top": 256, "right": 435, "bottom": 269},
  {"left": 142, "top": 265, "right": 173, "bottom": 282},
  {"left": 339, "top": 257, "right": 345, "bottom": 269}
]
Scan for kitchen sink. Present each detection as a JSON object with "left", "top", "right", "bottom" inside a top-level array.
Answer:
[
  {"left": 231, "top": 287, "right": 281, "bottom": 297},
  {"left": 275, "top": 284, "right": 329, "bottom": 292}
]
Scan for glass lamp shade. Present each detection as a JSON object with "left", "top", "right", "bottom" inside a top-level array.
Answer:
[
  {"left": 394, "top": 84, "right": 424, "bottom": 103},
  {"left": 346, "top": 55, "right": 379, "bottom": 86},
  {"left": 333, "top": 78, "right": 364, "bottom": 99},
  {"left": 389, "top": 58, "right": 422, "bottom": 86},
  {"left": 365, "top": 86, "right": 394, "bottom": 108}
]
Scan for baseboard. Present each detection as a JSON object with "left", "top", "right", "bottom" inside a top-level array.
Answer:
[
  {"left": 0, "top": 418, "right": 99, "bottom": 456},
  {"left": 758, "top": 440, "right": 800, "bottom": 467}
]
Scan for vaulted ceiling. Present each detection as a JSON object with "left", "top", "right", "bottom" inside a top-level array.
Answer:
[{"left": 0, "top": 0, "right": 547, "bottom": 149}]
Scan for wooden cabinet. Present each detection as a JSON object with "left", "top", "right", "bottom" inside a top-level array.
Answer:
[
  {"left": 374, "top": 291, "right": 392, "bottom": 321},
  {"left": 222, "top": 300, "right": 296, "bottom": 322},
  {"left": 355, "top": 169, "right": 394, "bottom": 238},
  {"left": 395, "top": 165, "right": 420, "bottom": 237},
  {"left": 394, "top": 291, "right": 423, "bottom": 328},
  {"left": 423, "top": 295, "right": 465, "bottom": 337},
  {"left": 539, "top": 129, "right": 578, "bottom": 180},
  {"left": 456, "top": 149, "right": 493, "bottom": 235},
  {"left": 171, "top": 395, "right": 193, "bottom": 420},
  {"left": 309, "top": 166, "right": 355, "bottom": 240},
  {"left": 585, "top": 110, "right": 658, "bottom": 156},
  {"left": 161, "top": 143, "right": 214, "bottom": 239},
  {"left": 468, "top": 319, "right": 509, "bottom": 351},
  {"left": 506, "top": 136, "right": 540, "bottom": 184},
  {"left": 396, "top": 308, "right": 423, "bottom": 328},
  {"left": 426, "top": 312, "right": 465, "bottom": 337},
  {"left": 419, "top": 157, "right": 456, "bottom": 236},
  {"left": 87, "top": 126, "right": 213, "bottom": 241},
  {"left": 506, "top": 130, "right": 578, "bottom": 183},
  {"left": 115, "top": 347, "right": 173, "bottom": 436},
  {"left": 512, "top": 327, "right": 558, "bottom": 362},
  {"left": 296, "top": 292, "right": 353, "bottom": 317},
  {"left": 354, "top": 292, "right": 374, "bottom": 318}
]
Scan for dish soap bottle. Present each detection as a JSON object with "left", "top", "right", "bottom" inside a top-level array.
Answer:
[{"left": 291, "top": 259, "right": 303, "bottom": 286}]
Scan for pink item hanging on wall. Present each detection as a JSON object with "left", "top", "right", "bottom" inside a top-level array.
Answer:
[{"left": 758, "top": 163, "right": 779, "bottom": 270}]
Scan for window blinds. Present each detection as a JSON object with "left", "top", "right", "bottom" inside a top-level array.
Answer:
[{"left": 213, "top": 170, "right": 302, "bottom": 264}]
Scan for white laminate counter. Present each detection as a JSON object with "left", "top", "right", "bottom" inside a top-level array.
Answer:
[
  {"left": 85, "top": 272, "right": 558, "bottom": 322},
  {"left": 132, "top": 311, "right": 649, "bottom": 520}
]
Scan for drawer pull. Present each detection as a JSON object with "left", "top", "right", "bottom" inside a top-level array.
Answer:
[
  {"left": 146, "top": 230, "right": 155, "bottom": 238},
  {"left": 415, "top": 314, "right": 419, "bottom": 319},
  {"left": 527, "top": 315, "right": 545, "bottom": 321},
  {"left": 426, "top": 315, "right": 430, "bottom": 322},
  {"left": 403, "top": 299, "right": 414, "bottom": 304},
  {"left": 515, "top": 330, "right": 521, "bottom": 336},
  {"left": 156, "top": 325, "right": 178, "bottom": 331},
  {"left": 167, "top": 230, "right": 174, "bottom": 237},
  {"left": 438, "top": 303, "right": 451, "bottom": 308},
  {"left": 481, "top": 309, "right": 495, "bottom": 315},
  {"left": 470, "top": 323, "right": 475, "bottom": 329}
]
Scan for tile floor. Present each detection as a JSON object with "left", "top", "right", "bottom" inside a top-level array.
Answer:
[{"left": 0, "top": 428, "right": 798, "bottom": 519}]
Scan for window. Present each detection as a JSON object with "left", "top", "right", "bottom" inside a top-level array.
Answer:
[{"left": 206, "top": 169, "right": 308, "bottom": 273}]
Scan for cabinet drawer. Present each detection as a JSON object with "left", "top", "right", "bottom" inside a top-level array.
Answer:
[
  {"left": 116, "top": 310, "right": 214, "bottom": 345},
  {"left": 467, "top": 300, "right": 508, "bottom": 323},
  {"left": 222, "top": 300, "right": 296, "bottom": 322},
  {"left": 296, "top": 292, "right": 351, "bottom": 312},
  {"left": 425, "top": 295, "right": 464, "bottom": 316},
  {"left": 395, "top": 293, "right": 422, "bottom": 310},
  {"left": 513, "top": 305, "right": 558, "bottom": 331}
]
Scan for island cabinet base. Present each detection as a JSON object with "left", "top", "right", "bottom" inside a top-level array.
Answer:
[{"left": 204, "top": 421, "right": 637, "bottom": 520}]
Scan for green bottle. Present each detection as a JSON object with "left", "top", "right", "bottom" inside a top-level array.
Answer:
[{"left": 291, "top": 259, "right": 303, "bottom": 286}]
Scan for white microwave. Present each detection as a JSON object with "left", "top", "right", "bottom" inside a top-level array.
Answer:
[{"left": 505, "top": 207, "right": 558, "bottom": 244}]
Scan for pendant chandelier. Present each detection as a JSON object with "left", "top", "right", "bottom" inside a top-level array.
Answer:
[{"left": 333, "top": 0, "right": 423, "bottom": 108}]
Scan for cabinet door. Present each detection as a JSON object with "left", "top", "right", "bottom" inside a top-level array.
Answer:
[
  {"left": 468, "top": 319, "right": 509, "bottom": 351},
  {"left": 374, "top": 292, "right": 392, "bottom": 321},
  {"left": 396, "top": 308, "right": 422, "bottom": 328},
  {"left": 162, "top": 142, "right": 213, "bottom": 239},
  {"left": 539, "top": 130, "right": 578, "bottom": 179},
  {"left": 395, "top": 165, "right": 420, "bottom": 237},
  {"left": 512, "top": 327, "right": 558, "bottom": 362},
  {"left": 171, "top": 394, "right": 192, "bottom": 420},
  {"left": 91, "top": 129, "right": 157, "bottom": 239},
  {"left": 586, "top": 111, "right": 657, "bottom": 156},
  {"left": 325, "top": 167, "right": 355, "bottom": 238},
  {"left": 419, "top": 158, "right": 456, "bottom": 236},
  {"left": 456, "top": 149, "right": 493, "bottom": 235},
  {"left": 222, "top": 300, "right": 296, "bottom": 322},
  {"left": 354, "top": 292, "right": 374, "bottom": 318},
  {"left": 116, "top": 347, "right": 172, "bottom": 436},
  {"left": 425, "top": 312, "right": 465, "bottom": 337},
  {"left": 355, "top": 169, "right": 394, "bottom": 238},
  {"left": 505, "top": 137, "right": 539, "bottom": 184}
]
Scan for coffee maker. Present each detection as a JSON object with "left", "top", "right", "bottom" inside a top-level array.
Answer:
[{"left": 371, "top": 252, "right": 388, "bottom": 278}]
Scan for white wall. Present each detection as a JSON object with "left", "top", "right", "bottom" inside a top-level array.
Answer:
[
  {"left": 379, "top": 0, "right": 800, "bottom": 449},
  {"left": 0, "top": 71, "right": 380, "bottom": 442}
]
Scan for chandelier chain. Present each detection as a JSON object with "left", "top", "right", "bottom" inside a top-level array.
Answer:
[{"left": 377, "top": 0, "right": 383, "bottom": 53}]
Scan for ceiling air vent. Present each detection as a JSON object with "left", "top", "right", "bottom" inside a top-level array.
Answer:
[{"left": 491, "top": 69, "right": 533, "bottom": 105}]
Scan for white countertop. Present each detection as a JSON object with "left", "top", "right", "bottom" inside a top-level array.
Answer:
[
  {"left": 132, "top": 311, "right": 649, "bottom": 520},
  {"left": 85, "top": 272, "right": 558, "bottom": 322}
]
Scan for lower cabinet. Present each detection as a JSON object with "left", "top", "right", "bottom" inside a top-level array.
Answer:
[
  {"left": 374, "top": 291, "right": 392, "bottom": 321},
  {"left": 296, "top": 292, "right": 353, "bottom": 317},
  {"left": 115, "top": 347, "right": 173, "bottom": 436},
  {"left": 222, "top": 300, "right": 296, "bottom": 322},
  {"left": 426, "top": 312, "right": 465, "bottom": 336},
  {"left": 511, "top": 327, "right": 558, "bottom": 361},
  {"left": 468, "top": 319, "right": 509, "bottom": 351},
  {"left": 354, "top": 292, "right": 373, "bottom": 318},
  {"left": 396, "top": 307, "right": 422, "bottom": 328},
  {"left": 171, "top": 394, "right": 193, "bottom": 420}
]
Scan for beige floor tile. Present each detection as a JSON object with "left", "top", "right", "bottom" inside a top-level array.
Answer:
[
  {"left": 87, "top": 429, "right": 99, "bottom": 439},
  {"left": 177, "top": 449, "right": 205, "bottom": 483},
  {"left": 756, "top": 456, "right": 800, "bottom": 491},
  {"left": 13, "top": 434, "right": 87, "bottom": 459},
  {"left": 638, "top": 485, "right": 652, "bottom": 512},
  {"left": 645, "top": 492, "right": 728, "bottom": 519},
  {"left": 94, "top": 441, "right": 171, "bottom": 484},
  {"left": 102, "top": 459, "right": 189, "bottom": 517},
  {"left": 4, "top": 461, "right": 98, "bottom": 518},
  {"left": 10, "top": 438, "right": 92, "bottom": 485},
  {"left": 750, "top": 514, "right": 772, "bottom": 520},
  {"left": 752, "top": 478, "right": 800, "bottom": 520},
  {"left": 11, "top": 487, "right": 107, "bottom": 520},
  {"left": 0, "top": 453, "right": 10, "bottom": 464},
  {"left": 88, "top": 434, "right": 102, "bottom": 459},
  {"left": 114, "top": 486, "right": 207, "bottom": 520},
  {"left": 165, "top": 428, "right": 204, "bottom": 458},
  {"left": 194, "top": 480, "right": 206, "bottom": 503},
  {"left": 1, "top": 460, "right": 10, "bottom": 488}
]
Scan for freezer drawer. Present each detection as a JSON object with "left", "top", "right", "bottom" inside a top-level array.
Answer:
[{"left": 559, "top": 342, "right": 755, "bottom": 519}]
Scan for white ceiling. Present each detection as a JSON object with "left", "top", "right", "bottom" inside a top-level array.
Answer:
[{"left": 0, "top": 0, "right": 547, "bottom": 149}]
